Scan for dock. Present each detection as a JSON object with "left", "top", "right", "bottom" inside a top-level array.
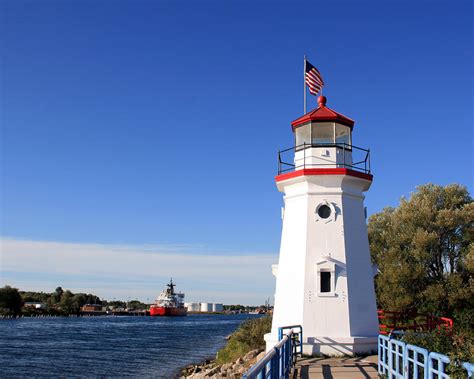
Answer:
[{"left": 292, "top": 355, "right": 378, "bottom": 379}]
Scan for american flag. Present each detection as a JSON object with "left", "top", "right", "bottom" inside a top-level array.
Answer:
[{"left": 305, "top": 61, "right": 324, "bottom": 96}]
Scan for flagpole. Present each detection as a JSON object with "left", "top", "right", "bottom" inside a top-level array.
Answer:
[{"left": 303, "top": 54, "right": 307, "bottom": 114}]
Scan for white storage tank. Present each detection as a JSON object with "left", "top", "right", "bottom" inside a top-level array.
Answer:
[
  {"left": 200, "top": 302, "right": 212, "bottom": 312},
  {"left": 212, "top": 303, "right": 223, "bottom": 313},
  {"left": 192, "top": 302, "right": 201, "bottom": 312},
  {"left": 184, "top": 302, "right": 200, "bottom": 312}
]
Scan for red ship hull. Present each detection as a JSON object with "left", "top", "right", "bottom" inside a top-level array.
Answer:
[{"left": 149, "top": 306, "right": 187, "bottom": 317}]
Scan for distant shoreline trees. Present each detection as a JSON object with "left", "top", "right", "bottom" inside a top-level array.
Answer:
[
  {"left": 0, "top": 286, "right": 267, "bottom": 317},
  {"left": 0, "top": 286, "right": 149, "bottom": 316}
]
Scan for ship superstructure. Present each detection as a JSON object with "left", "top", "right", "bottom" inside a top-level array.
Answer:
[{"left": 149, "top": 279, "right": 187, "bottom": 316}]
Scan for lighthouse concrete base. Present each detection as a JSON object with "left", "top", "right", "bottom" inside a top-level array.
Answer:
[{"left": 264, "top": 333, "right": 377, "bottom": 357}]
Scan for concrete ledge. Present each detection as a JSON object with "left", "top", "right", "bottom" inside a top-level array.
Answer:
[
  {"left": 304, "top": 336, "right": 378, "bottom": 356},
  {"left": 264, "top": 332, "right": 279, "bottom": 352},
  {"left": 265, "top": 332, "right": 377, "bottom": 357}
]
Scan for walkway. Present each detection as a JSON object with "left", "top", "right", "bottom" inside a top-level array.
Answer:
[{"left": 292, "top": 355, "right": 378, "bottom": 379}]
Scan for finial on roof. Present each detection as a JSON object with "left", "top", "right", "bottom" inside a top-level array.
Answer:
[{"left": 318, "top": 96, "right": 327, "bottom": 107}]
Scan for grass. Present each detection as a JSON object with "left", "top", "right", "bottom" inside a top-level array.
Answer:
[{"left": 216, "top": 316, "right": 272, "bottom": 364}]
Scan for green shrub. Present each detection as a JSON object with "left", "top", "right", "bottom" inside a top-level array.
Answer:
[{"left": 216, "top": 316, "right": 272, "bottom": 364}]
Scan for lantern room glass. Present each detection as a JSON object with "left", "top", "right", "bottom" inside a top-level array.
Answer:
[
  {"left": 312, "top": 122, "right": 334, "bottom": 145},
  {"left": 295, "top": 122, "right": 352, "bottom": 148},
  {"left": 335, "top": 123, "right": 351, "bottom": 146},
  {"left": 295, "top": 123, "right": 311, "bottom": 148}
]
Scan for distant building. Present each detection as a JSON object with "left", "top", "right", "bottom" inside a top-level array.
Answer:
[
  {"left": 212, "top": 303, "right": 223, "bottom": 313},
  {"left": 184, "top": 302, "right": 224, "bottom": 313},
  {"left": 81, "top": 304, "right": 103, "bottom": 312},
  {"left": 24, "top": 302, "right": 47, "bottom": 310},
  {"left": 184, "top": 302, "right": 200, "bottom": 312},
  {"left": 200, "top": 302, "right": 212, "bottom": 312}
]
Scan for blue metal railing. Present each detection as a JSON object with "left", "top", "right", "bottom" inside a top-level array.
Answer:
[
  {"left": 406, "top": 344, "right": 428, "bottom": 379},
  {"left": 278, "top": 325, "right": 303, "bottom": 360},
  {"left": 378, "top": 334, "right": 474, "bottom": 378},
  {"left": 242, "top": 325, "right": 303, "bottom": 379},
  {"left": 463, "top": 363, "right": 474, "bottom": 378}
]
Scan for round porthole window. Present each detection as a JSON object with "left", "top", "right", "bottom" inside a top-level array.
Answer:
[{"left": 317, "top": 204, "right": 331, "bottom": 219}]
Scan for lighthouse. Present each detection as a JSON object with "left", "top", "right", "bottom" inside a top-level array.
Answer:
[{"left": 264, "top": 95, "right": 379, "bottom": 356}]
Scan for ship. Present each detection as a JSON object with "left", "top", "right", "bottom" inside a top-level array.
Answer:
[{"left": 149, "top": 279, "right": 187, "bottom": 316}]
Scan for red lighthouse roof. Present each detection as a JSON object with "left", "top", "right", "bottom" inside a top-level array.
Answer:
[{"left": 291, "top": 96, "right": 355, "bottom": 130}]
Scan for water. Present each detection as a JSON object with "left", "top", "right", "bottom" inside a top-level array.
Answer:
[{"left": 0, "top": 314, "right": 258, "bottom": 378}]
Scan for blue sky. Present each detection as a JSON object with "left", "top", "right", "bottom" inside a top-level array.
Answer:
[{"left": 1, "top": 1, "right": 472, "bottom": 303}]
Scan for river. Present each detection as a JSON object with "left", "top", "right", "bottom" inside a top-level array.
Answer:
[{"left": 0, "top": 314, "right": 258, "bottom": 378}]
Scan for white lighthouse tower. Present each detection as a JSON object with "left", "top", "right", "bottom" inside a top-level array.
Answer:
[{"left": 265, "top": 95, "right": 379, "bottom": 356}]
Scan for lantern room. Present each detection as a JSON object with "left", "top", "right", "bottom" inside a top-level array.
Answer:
[{"left": 290, "top": 96, "right": 356, "bottom": 172}]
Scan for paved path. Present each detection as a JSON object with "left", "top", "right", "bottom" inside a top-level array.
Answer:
[{"left": 292, "top": 355, "right": 378, "bottom": 379}]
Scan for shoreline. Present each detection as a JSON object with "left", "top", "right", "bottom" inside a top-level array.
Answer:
[
  {"left": 1, "top": 312, "right": 267, "bottom": 319},
  {"left": 179, "top": 349, "right": 264, "bottom": 378},
  {"left": 179, "top": 315, "right": 270, "bottom": 378}
]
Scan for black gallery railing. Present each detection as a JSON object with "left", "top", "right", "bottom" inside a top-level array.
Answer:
[{"left": 277, "top": 143, "right": 371, "bottom": 175}]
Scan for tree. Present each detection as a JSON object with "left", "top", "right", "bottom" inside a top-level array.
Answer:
[
  {"left": 0, "top": 286, "right": 24, "bottom": 315},
  {"left": 60, "top": 290, "right": 79, "bottom": 314},
  {"left": 104, "top": 300, "right": 127, "bottom": 309},
  {"left": 85, "top": 294, "right": 101, "bottom": 305},
  {"left": 21, "top": 291, "right": 49, "bottom": 303},
  {"left": 368, "top": 184, "right": 473, "bottom": 328},
  {"left": 72, "top": 293, "right": 87, "bottom": 308},
  {"left": 53, "top": 287, "right": 64, "bottom": 303},
  {"left": 127, "top": 300, "right": 147, "bottom": 310}
]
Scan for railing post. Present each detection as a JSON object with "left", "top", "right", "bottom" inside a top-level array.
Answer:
[
  {"left": 463, "top": 362, "right": 474, "bottom": 378},
  {"left": 303, "top": 142, "right": 306, "bottom": 169},
  {"left": 388, "top": 336, "right": 393, "bottom": 377},
  {"left": 278, "top": 150, "right": 281, "bottom": 175},
  {"left": 368, "top": 148, "right": 371, "bottom": 173},
  {"left": 272, "top": 347, "right": 279, "bottom": 379},
  {"left": 288, "top": 336, "right": 292, "bottom": 373},
  {"left": 281, "top": 346, "right": 285, "bottom": 378},
  {"left": 261, "top": 361, "right": 266, "bottom": 379},
  {"left": 243, "top": 326, "right": 305, "bottom": 379},
  {"left": 300, "top": 327, "right": 303, "bottom": 357},
  {"left": 378, "top": 336, "right": 382, "bottom": 374},
  {"left": 343, "top": 143, "right": 346, "bottom": 168}
]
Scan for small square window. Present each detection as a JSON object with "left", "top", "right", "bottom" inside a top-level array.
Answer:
[{"left": 320, "top": 271, "right": 331, "bottom": 293}]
